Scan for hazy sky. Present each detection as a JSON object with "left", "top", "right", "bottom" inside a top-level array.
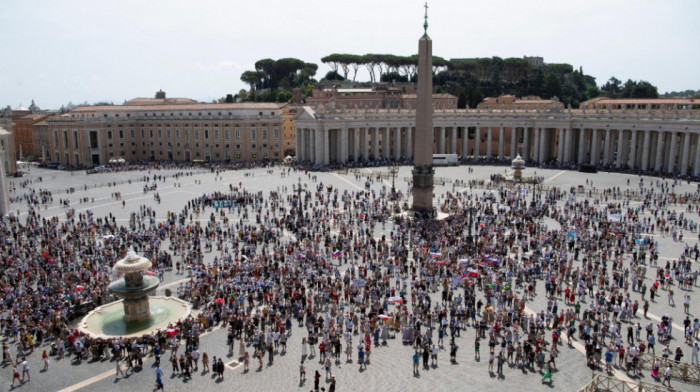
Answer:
[{"left": 1, "top": 0, "right": 698, "bottom": 109}]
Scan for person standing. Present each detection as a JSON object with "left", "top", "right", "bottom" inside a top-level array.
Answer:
[
  {"left": 42, "top": 350, "right": 50, "bottom": 371},
  {"left": 299, "top": 360, "right": 306, "bottom": 383},
  {"left": 691, "top": 342, "right": 699, "bottom": 365},
  {"left": 412, "top": 351, "right": 420, "bottom": 373}
]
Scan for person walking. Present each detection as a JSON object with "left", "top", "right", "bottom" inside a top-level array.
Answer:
[
  {"left": 11, "top": 364, "right": 21, "bottom": 387},
  {"left": 299, "top": 360, "right": 306, "bottom": 383},
  {"left": 155, "top": 365, "right": 164, "bottom": 391},
  {"left": 42, "top": 350, "right": 50, "bottom": 371},
  {"left": 661, "top": 364, "right": 672, "bottom": 387},
  {"left": 20, "top": 357, "right": 30, "bottom": 383},
  {"left": 541, "top": 361, "right": 553, "bottom": 384}
]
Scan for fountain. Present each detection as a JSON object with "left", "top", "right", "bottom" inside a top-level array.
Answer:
[
  {"left": 511, "top": 154, "right": 526, "bottom": 181},
  {"left": 78, "top": 249, "right": 191, "bottom": 339}
]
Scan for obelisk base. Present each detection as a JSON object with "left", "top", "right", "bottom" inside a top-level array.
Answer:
[{"left": 411, "top": 165, "right": 435, "bottom": 219}]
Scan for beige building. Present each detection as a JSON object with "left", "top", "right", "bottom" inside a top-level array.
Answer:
[
  {"left": 36, "top": 93, "right": 288, "bottom": 167},
  {"left": 306, "top": 84, "right": 457, "bottom": 110}
]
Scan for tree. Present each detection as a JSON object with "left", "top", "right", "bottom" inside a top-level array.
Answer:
[
  {"left": 225, "top": 94, "right": 234, "bottom": 103},
  {"left": 241, "top": 71, "right": 264, "bottom": 94},
  {"left": 323, "top": 70, "right": 344, "bottom": 81},
  {"left": 601, "top": 77, "right": 622, "bottom": 98}
]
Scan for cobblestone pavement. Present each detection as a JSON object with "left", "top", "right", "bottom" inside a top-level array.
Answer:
[{"left": 1, "top": 163, "right": 698, "bottom": 392}]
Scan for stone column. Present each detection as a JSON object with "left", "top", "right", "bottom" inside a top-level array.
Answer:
[
  {"left": 474, "top": 127, "right": 481, "bottom": 158},
  {"left": 680, "top": 132, "right": 691, "bottom": 176},
  {"left": 339, "top": 128, "right": 349, "bottom": 163},
  {"left": 654, "top": 131, "right": 665, "bottom": 172},
  {"left": 539, "top": 128, "right": 547, "bottom": 163},
  {"left": 667, "top": 131, "right": 678, "bottom": 173},
  {"left": 511, "top": 127, "right": 518, "bottom": 159},
  {"left": 693, "top": 135, "right": 700, "bottom": 176},
  {"left": 557, "top": 128, "right": 565, "bottom": 163},
  {"left": 564, "top": 128, "right": 573, "bottom": 163},
  {"left": 309, "top": 129, "right": 316, "bottom": 163},
  {"left": 487, "top": 127, "right": 493, "bottom": 158},
  {"left": 628, "top": 130, "right": 637, "bottom": 169},
  {"left": 603, "top": 129, "right": 612, "bottom": 165},
  {"left": 498, "top": 126, "right": 505, "bottom": 159},
  {"left": 323, "top": 130, "right": 330, "bottom": 164},
  {"left": 590, "top": 129, "right": 599, "bottom": 166},
  {"left": 296, "top": 128, "right": 303, "bottom": 161},
  {"left": 395, "top": 128, "right": 402, "bottom": 160},
  {"left": 372, "top": 128, "right": 379, "bottom": 159},
  {"left": 641, "top": 130, "right": 651, "bottom": 170},
  {"left": 462, "top": 127, "right": 469, "bottom": 157},
  {"left": 533, "top": 128, "right": 541, "bottom": 163},
  {"left": 522, "top": 127, "right": 529, "bottom": 160},
  {"left": 615, "top": 130, "right": 625, "bottom": 168},
  {"left": 578, "top": 129, "right": 586, "bottom": 164},
  {"left": 0, "top": 148, "right": 9, "bottom": 216},
  {"left": 406, "top": 127, "right": 413, "bottom": 159},
  {"left": 363, "top": 128, "right": 370, "bottom": 161},
  {"left": 437, "top": 127, "right": 445, "bottom": 154},
  {"left": 382, "top": 127, "right": 391, "bottom": 159},
  {"left": 450, "top": 127, "right": 457, "bottom": 154}
]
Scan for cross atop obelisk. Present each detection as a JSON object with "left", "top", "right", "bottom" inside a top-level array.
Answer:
[{"left": 423, "top": 2, "right": 429, "bottom": 35}]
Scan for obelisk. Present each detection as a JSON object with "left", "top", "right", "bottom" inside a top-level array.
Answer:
[{"left": 411, "top": 2, "right": 435, "bottom": 218}]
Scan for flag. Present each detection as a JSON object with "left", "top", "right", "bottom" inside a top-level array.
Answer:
[
  {"left": 185, "top": 265, "right": 195, "bottom": 270},
  {"left": 331, "top": 250, "right": 341, "bottom": 258},
  {"left": 429, "top": 251, "right": 442, "bottom": 258}
]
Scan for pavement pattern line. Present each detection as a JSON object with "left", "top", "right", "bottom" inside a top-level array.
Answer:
[{"left": 544, "top": 170, "right": 567, "bottom": 183}]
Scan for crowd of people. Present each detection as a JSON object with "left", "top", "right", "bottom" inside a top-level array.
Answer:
[{"left": 1, "top": 162, "right": 699, "bottom": 391}]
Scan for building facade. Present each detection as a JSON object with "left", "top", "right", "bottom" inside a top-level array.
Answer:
[
  {"left": 306, "top": 85, "right": 457, "bottom": 110},
  {"left": 295, "top": 98, "right": 700, "bottom": 177},
  {"left": 36, "top": 98, "right": 288, "bottom": 167}
]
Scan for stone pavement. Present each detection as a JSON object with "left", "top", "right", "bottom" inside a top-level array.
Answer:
[{"left": 1, "top": 163, "right": 698, "bottom": 392}]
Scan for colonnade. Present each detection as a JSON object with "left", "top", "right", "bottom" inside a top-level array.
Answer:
[{"left": 295, "top": 107, "right": 700, "bottom": 176}]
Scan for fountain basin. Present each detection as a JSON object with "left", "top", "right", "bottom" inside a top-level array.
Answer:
[
  {"left": 108, "top": 275, "right": 160, "bottom": 298},
  {"left": 78, "top": 296, "right": 191, "bottom": 339}
]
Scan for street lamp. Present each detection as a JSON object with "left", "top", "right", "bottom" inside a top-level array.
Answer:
[
  {"left": 297, "top": 177, "right": 304, "bottom": 220},
  {"left": 389, "top": 164, "right": 399, "bottom": 200},
  {"left": 467, "top": 206, "right": 474, "bottom": 244}
]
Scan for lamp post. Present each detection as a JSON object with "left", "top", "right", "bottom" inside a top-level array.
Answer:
[
  {"left": 467, "top": 206, "right": 474, "bottom": 244},
  {"left": 389, "top": 164, "right": 399, "bottom": 200},
  {"left": 297, "top": 177, "right": 304, "bottom": 220}
]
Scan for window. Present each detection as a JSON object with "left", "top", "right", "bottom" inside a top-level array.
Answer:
[
  {"left": 184, "top": 130, "right": 189, "bottom": 139},
  {"left": 63, "top": 131, "right": 68, "bottom": 146},
  {"left": 149, "top": 130, "right": 153, "bottom": 138},
  {"left": 119, "top": 130, "right": 124, "bottom": 139},
  {"left": 204, "top": 130, "right": 209, "bottom": 139},
  {"left": 176, "top": 130, "right": 180, "bottom": 138},
  {"left": 214, "top": 130, "right": 219, "bottom": 140},
  {"left": 107, "top": 131, "right": 113, "bottom": 139},
  {"left": 225, "top": 129, "right": 230, "bottom": 139},
  {"left": 235, "top": 144, "right": 241, "bottom": 150},
  {"left": 235, "top": 129, "right": 240, "bottom": 140},
  {"left": 273, "top": 129, "right": 279, "bottom": 139},
  {"left": 130, "top": 130, "right": 135, "bottom": 138},
  {"left": 251, "top": 143, "right": 256, "bottom": 149},
  {"left": 73, "top": 131, "right": 78, "bottom": 149},
  {"left": 262, "top": 129, "right": 267, "bottom": 139},
  {"left": 167, "top": 129, "right": 171, "bottom": 138},
  {"left": 251, "top": 129, "right": 256, "bottom": 139},
  {"left": 158, "top": 129, "right": 162, "bottom": 138},
  {"left": 54, "top": 131, "right": 59, "bottom": 147}
]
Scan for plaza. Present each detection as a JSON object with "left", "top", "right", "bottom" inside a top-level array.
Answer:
[{"left": 0, "top": 161, "right": 698, "bottom": 392}]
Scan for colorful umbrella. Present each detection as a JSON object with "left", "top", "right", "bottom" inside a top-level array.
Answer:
[
  {"left": 388, "top": 296, "right": 403, "bottom": 304},
  {"left": 75, "top": 285, "right": 84, "bottom": 291},
  {"left": 377, "top": 314, "right": 390, "bottom": 320},
  {"left": 215, "top": 298, "right": 225, "bottom": 304}
]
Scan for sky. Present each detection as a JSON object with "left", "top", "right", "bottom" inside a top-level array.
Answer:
[{"left": 1, "top": 0, "right": 698, "bottom": 109}]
